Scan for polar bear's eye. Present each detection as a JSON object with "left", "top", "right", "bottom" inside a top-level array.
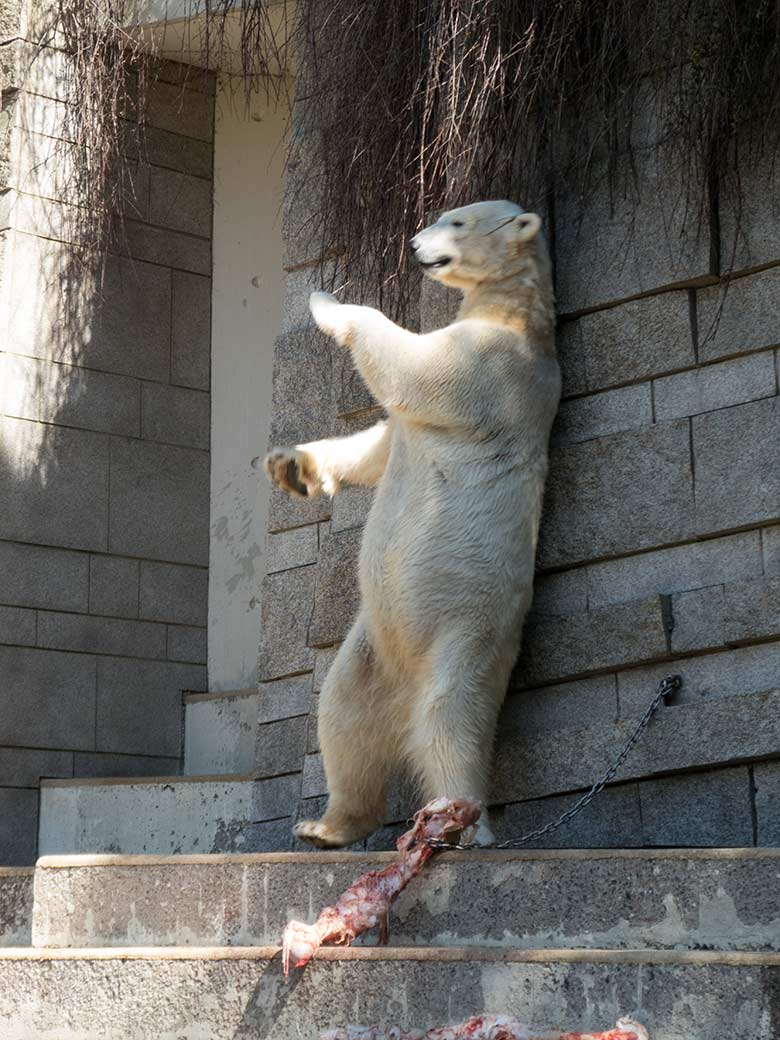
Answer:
[{"left": 451, "top": 221, "right": 464, "bottom": 228}]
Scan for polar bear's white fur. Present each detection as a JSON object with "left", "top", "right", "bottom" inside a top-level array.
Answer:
[{"left": 265, "top": 200, "right": 560, "bottom": 847}]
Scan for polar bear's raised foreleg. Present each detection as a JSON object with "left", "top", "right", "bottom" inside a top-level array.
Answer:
[
  {"left": 265, "top": 421, "right": 390, "bottom": 498},
  {"left": 295, "top": 619, "right": 398, "bottom": 848}
]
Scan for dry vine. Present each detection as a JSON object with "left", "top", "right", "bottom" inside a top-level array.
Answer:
[{"left": 18, "top": 0, "right": 780, "bottom": 311}]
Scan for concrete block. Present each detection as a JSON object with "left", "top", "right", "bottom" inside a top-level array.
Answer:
[
  {"left": 266, "top": 483, "right": 332, "bottom": 533},
  {"left": 723, "top": 575, "right": 780, "bottom": 645},
  {"left": 120, "top": 218, "right": 211, "bottom": 275},
  {"left": 530, "top": 569, "right": 589, "bottom": 619},
  {"left": 0, "top": 952, "right": 778, "bottom": 1039},
  {"left": 268, "top": 329, "right": 335, "bottom": 448},
  {"left": 166, "top": 625, "right": 207, "bottom": 664},
  {"left": 38, "top": 775, "right": 300, "bottom": 856},
  {"left": 0, "top": 788, "right": 37, "bottom": 864},
  {"left": 307, "top": 695, "right": 319, "bottom": 752},
  {"left": 258, "top": 566, "right": 316, "bottom": 681},
  {"left": 89, "top": 555, "right": 139, "bottom": 619},
  {"left": 555, "top": 156, "right": 712, "bottom": 313},
  {"left": 495, "top": 685, "right": 780, "bottom": 804},
  {"left": 639, "top": 766, "right": 754, "bottom": 847},
  {"left": 495, "top": 782, "right": 642, "bottom": 848},
  {"left": 331, "top": 484, "right": 375, "bottom": 533},
  {"left": 72, "top": 752, "right": 180, "bottom": 779},
  {"left": 313, "top": 645, "right": 339, "bottom": 692},
  {"left": 109, "top": 439, "right": 209, "bottom": 565},
  {"left": 333, "top": 349, "right": 375, "bottom": 416},
  {"left": 141, "top": 383, "right": 210, "bottom": 451},
  {"left": 694, "top": 397, "right": 780, "bottom": 534},
  {"left": 0, "top": 748, "right": 72, "bottom": 788},
  {"left": 184, "top": 692, "right": 257, "bottom": 775},
  {"left": 0, "top": 869, "right": 32, "bottom": 945},
  {"left": 96, "top": 657, "right": 205, "bottom": 758},
  {"left": 654, "top": 351, "right": 776, "bottom": 421},
  {"left": 0, "top": 540, "right": 88, "bottom": 612},
  {"left": 720, "top": 147, "right": 780, "bottom": 271},
  {"left": 149, "top": 166, "right": 213, "bottom": 238},
  {"left": 538, "top": 420, "right": 694, "bottom": 568},
  {"left": 266, "top": 525, "right": 319, "bottom": 573},
  {"left": 0, "top": 604, "right": 36, "bottom": 645},
  {"left": 301, "top": 751, "right": 326, "bottom": 799},
  {"left": 1, "top": 351, "right": 39, "bottom": 418},
  {"left": 517, "top": 595, "right": 669, "bottom": 687},
  {"left": 6, "top": 236, "right": 172, "bottom": 381},
  {"left": 617, "top": 641, "right": 780, "bottom": 717},
  {"left": 171, "top": 271, "right": 211, "bottom": 390},
  {"left": 552, "top": 383, "right": 652, "bottom": 445},
  {"left": 556, "top": 292, "right": 693, "bottom": 392},
  {"left": 669, "top": 585, "right": 726, "bottom": 654},
  {"left": 587, "top": 531, "right": 763, "bottom": 610},
  {"left": 254, "top": 715, "right": 307, "bottom": 778},
  {"left": 754, "top": 761, "right": 780, "bottom": 845},
  {"left": 505, "top": 674, "right": 618, "bottom": 737},
  {"left": 280, "top": 130, "right": 325, "bottom": 268},
  {"left": 37, "top": 611, "right": 167, "bottom": 659},
  {"left": 0, "top": 417, "right": 109, "bottom": 552},
  {"left": 256, "top": 674, "right": 313, "bottom": 724},
  {"left": 0, "top": 646, "right": 96, "bottom": 750},
  {"left": 698, "top": 267, "right": 780, "bottom": 362},
  {"left": 763, "top": 525, "right": 780, "bottom": 576},
  {"left": 309, "top": 526, "right": 362, "bottom": 647},
  {"left": 126, "top": 123, "right": 213, "bottom": 179},
  {"left": 146, "top": 79, "right": 214, "bottom": 142},
  {"left": 139, "top": 561, "right": 208, "bottom": 626}
]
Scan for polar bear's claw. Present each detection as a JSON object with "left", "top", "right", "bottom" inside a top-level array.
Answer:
[
  {"left": 294, "top": 817, "right": 371, "bottom": 849},
  {"left": 264, "top": 448, "right": 317, "bottom": 498}
]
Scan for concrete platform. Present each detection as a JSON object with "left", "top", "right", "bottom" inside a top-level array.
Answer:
[
  {"left": 0, "top": 945, "right": 778, "bottom": 1040},
  {"left": 31, "top": 848, "right": 780, "bottom": 951},
  {"left": 0, "top": 869, "right": 33, "bottom": 946},
  {"left": 38, "top": 775, "right": 300, "bottom": 856}
]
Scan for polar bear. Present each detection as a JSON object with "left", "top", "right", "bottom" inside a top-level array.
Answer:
[{"left": 265, "top": 200, "right": 560, "bottom": 847}]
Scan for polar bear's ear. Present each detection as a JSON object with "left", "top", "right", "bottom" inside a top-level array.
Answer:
[{"left": 511, "top": 212, "right": 542, "bottom": 242}]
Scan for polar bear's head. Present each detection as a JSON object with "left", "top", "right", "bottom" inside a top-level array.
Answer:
[{"left": 410, "top": 200, "right": 543, "bottom": 290}]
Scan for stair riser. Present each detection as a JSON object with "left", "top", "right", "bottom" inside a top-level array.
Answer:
[
  {"left": 32, "top": 853, "right": 780, "bottom": 951},
  {"left": 0, "top": 873, "right": 32, "bottom": 946},
  {"left": 0, "top": 955, "right": 777, "bottom": 1039}
]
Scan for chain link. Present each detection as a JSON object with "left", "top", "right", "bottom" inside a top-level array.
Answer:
[{"left": 427, "top": 674, "right": 682, "bottom": 851}]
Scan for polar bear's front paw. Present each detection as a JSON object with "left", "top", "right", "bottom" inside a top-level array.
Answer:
[
  {"left": 263, "top": 447, "right": 321, "bottom": 499},
  {"left": 310, "top": 291, "right": 353, "bottom": 346}
]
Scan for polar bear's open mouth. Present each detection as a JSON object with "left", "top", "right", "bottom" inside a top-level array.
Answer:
[{"left": 418, "top": 256, "right": 452, "bottom": 270}]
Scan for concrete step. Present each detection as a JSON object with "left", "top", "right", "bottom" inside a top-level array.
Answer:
[
  {"left": 0, "top": 869, "right": 33, "bottom": 946},
  {"left": 38, "top": 774, "right": 301, "bottom": 856},
  {"left": 31, "top": 848, "right": 780, "bottom": 951},
  {"left": 183, "top": 680, "right": 311, "bottom": 776},
  {"left": 0, "top": 945, "right": 777, "bottom": 1039}
]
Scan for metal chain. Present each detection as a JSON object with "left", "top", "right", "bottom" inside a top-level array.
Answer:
[{"left": 427, "top": 673, "right": 682, "bottom": 851}]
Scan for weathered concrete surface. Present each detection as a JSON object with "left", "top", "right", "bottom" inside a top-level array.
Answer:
[
  {"left": 0, "top": 947, "right": 777, "bottom": 1040},
  {"left": 38, "top": 776, "right": 301, "bottom": 856},
  {"left": 31, "top": 849, "right": 780, "bottom": 952},
  {"left": 0, "top": 869, "right": 33, "bottom": 946}
]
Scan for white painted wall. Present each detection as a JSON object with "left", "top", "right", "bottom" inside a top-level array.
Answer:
[{"left": 208, "top": 79, "right": 288, "bottom": 692}]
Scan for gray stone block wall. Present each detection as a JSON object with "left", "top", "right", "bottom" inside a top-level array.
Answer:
[
  {"left": 253, "top": 80, "right": 780, "bottom": 852},
  {"left": 0, "top": 18, "right": 213, "bottom": 863}
]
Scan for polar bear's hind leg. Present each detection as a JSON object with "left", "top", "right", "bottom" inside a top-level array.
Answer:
[{"left": 294, "top": 620, "right": 396, "bottom": 849}]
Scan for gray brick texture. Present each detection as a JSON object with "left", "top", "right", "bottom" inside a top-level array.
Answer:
[
  {"left": 0, "top": 46, "right": 214, "bottom": 861},
  {"left": 264, "top": 96, "right": 780, "bottom": 850}
]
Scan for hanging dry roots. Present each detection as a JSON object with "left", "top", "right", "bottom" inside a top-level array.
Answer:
[
  {"left": 281, "top": 797, "right": 482, "bottom": 979},
  {"left": 320, "top": 1015, "right": 650, "bottom": 1040}
]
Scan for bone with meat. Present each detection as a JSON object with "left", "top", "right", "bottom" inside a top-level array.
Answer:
[
  {"left": 281, "top": 797, "right": 482, "bottom": 979},
  {"left": 320, "top": 1015, "right": 650, "bottom": 1040}
]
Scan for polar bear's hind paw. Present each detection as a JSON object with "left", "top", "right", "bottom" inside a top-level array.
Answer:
[{"left": 294, "top": 817, "right": 373, "bottom": 849}]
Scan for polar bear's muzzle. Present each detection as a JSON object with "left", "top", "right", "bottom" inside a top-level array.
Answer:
[{"left": 417, "top": 256, "right": 452, "bottom": 270}]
